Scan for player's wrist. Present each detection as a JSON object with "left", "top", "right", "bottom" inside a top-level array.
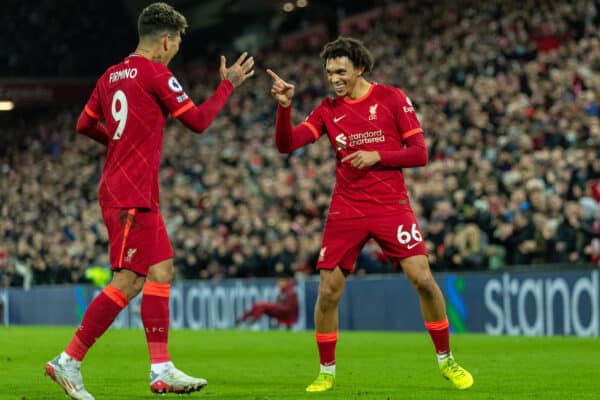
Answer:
[{"left": 220, "top": 79, "right": 234, "bottom": 90}]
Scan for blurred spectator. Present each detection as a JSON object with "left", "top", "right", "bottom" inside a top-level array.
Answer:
[
  {"left": 452, "top": 224, "right": 488, "bottom": 270},
  {"left": 556, "top": 202, "right": 586, "bottom": 264},
  {"left": 2, "top": 0, "right": 600, "bottom": 286}
]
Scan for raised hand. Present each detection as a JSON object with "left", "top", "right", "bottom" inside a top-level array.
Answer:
[
  {"left": 220, "top": 52, "right": 255, "bottom": 87},
  {"left": 266, "top": 69, "right": 295, "bottom": 107}
]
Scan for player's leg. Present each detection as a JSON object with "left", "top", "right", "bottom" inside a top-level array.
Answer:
[
  {"left": 306, "top": 218, "right": 365, "bottom": 392},
  {"left": 251, "top": 302, "right": 286, "bottom": 322},
  {"left": 306, "top": 267, "right": 347, "bottom": 392},
  {"left": 45, "top": 208, "right": 145, "bottom": 400},
  {"left": 237, "top": 302, "right": 270, "bottom": 323},
  {"left": 261, "top": 303, "right": 288, "bottom": 320},
  {"left": 399, "top": 255, "right": 473, "bottom": 390},
  {"left": 399, "top": 255, "right": 446, "bottom": 321},
  {"left": 127, "top": 209, "right": 198, "bottom": 393},
  {"left": 372, "top": 211, "right": 472, "bottom": 389},
  {"left": 317, "top": 267, "right": 346, "bottom": 349},
  {"left": 45, "top": 270, "right": 144, "bottom": 400},
  {"left": 369, "top": 211, "right": 449, "bottom": 324},
  {"left": 266, "top": 305, "right": 297, "bottom": 328},
  {"left": 144, "top": 258, "right": 207, "bottom": 394}
]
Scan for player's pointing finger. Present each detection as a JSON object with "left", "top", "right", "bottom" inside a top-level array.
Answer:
[
  {"left": 266, "top": 69, "right": 283, "bottom": 82},
  {"left": 341, "top": 152, "right": 358, "bottom": 163}
]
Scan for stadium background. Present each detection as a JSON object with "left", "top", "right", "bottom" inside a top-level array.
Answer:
[
  {"left": 2, "top": 0, "right": 599, "bottom": 286},
  {"left": 1, "top": 0, "right": 599, "bottom": 326},
  {"left": 2, "top": 0, "right": 600, "bottom": 325},
  {"left": 1, "top": 1, "right": 600, "bottom": 399}
]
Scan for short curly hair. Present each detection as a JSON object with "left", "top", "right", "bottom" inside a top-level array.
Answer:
[
  {"left": 320, "top": 37, "right": 374, "bottom": 73},
  {"left": 137, "top": 2, "right": 188, "bottom": 38}
]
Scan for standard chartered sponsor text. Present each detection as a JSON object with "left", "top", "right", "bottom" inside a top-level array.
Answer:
[
  {"left": 348, "top": 130, "right": 385, "bottom": 146},
  {"left": 484, "top": 272, "right": 599, "bottom": 337}
]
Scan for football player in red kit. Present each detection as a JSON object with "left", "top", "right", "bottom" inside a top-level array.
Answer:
[
  {"left": 44, "top": 3, "right": 254, "bottom": 399},
  {"left": 267, "top": 36, "right": 473, "bottom": 392},
  {"left": 237, "top": 276, "right": 299, "bottom": 328}
]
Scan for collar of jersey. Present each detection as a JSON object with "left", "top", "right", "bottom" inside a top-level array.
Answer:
[{"left": 342, "top": 83, "right": 376, "bottom": 104}]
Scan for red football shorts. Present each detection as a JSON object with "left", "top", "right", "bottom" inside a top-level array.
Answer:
[
  {"left": 317, "top": 210, "right": 427, "bottom": 271},
  {"left": 101, "top": 207, "right": 173, "bottom": 276}
]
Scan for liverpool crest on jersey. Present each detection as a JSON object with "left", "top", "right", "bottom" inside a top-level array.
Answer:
[
  {"left": 369, "top": 104, "right": 378, "bottom": 120},
  {"left": 124, "top": 248, "right": 137, "bottom": 263}
]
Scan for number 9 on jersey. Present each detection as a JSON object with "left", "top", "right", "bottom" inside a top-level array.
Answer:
[{"left": 111, "top": 89, "right": 128, "bottom": 140}]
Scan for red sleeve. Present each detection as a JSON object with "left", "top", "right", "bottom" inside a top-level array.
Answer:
[
  {"left": 377, "top": 132, "right": 427, "bottom": 167},
  {"left": 394, "top": 89, "right": 424, "bottom": 141},
  {"left": 302, "top": 101, "right": 326, "bottom": 139},
  {"left": 275, "top": 105, "right": 321, "bottom": 153},
  {"left": 177, "top": 80, "right": 234, "bottom": 133},
  {"left": 76, "top": 110, "right": 109, "bottom": 146},
  {"left": 83, "top": 83, "right": 103, "bottom": 120},
  {"left": 150, "top": 64, "right": 195, "bottom": 117}
]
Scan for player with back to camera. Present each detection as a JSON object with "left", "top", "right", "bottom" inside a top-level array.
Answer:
[
  {"left": 44, "top": 3, "right": 254, "bottom": 399},
  {"left": 267, "top": 36, "right": 473, "bottom": 392}
]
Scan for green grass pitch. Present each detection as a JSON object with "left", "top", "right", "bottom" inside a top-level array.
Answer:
[{"left": 0, "top": 326, "right": 597, "bottom": 399}]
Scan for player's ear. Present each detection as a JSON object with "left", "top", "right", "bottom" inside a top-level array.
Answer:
[{"left": 161, "top": 35, "right": 169, "bottom": 52}]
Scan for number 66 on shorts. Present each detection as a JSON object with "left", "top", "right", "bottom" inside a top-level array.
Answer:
[
  {"left": 397, "top": 223, "right": 423, "bottom": 245},
  {"left": 316, "top": 211, "right": 427, "bottom": 272}
]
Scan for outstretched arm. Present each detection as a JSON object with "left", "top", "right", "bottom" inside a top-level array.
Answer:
[
  {"left": 178, "top": 52, "right": 254, "bottom": 133},
  {"left": 76, "top": 110, "right": 108, "bottom": 146},
  {"left": 267, "top": 68, "right": 315, "bottom": 153},
  {"left": 274, "top": 105, "right": 316, "bottom": 153},
  {"left": 177, "top": 80, "right": 234, "bottom": 133}
]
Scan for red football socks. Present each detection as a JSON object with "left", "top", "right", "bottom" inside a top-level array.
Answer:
[
  {"left": 316, "top": 331, "right": 338, "bottom": 366},
  {"left": 425, "top": 317, "right": 451, "bottom": 355},
  {"left": 66, "top": 284, "right": 128, "bottom": 361},
  {"left": 141, "top": 281, "right": 171, "bottom": 363}
]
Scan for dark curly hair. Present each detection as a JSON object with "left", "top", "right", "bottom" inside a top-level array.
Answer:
[
  {"left": 137, "top": 2, "right": 188, "bottom": 38},
  {"left": 320, "top": 37, "right": 374, "bottom": 74}
]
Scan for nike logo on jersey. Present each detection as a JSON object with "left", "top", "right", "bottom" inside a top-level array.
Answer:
[
  {"left": 407, "top": 243, "right": 420, "bottom": 250},
  {"left": 333, "top": 115, "right": 346, "bottom": 123}
]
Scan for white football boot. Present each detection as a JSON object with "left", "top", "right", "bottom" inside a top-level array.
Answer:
[
  {"left": 45, "top": 355, "right": 95, "bottom": 400},
  {"left": 149, "top": 364, "right": 207, "bottom": 394}
]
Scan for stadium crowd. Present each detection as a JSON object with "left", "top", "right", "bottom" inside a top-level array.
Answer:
[
  {"left": 0, "top": 0, "right": 132, "bottom": 77},
  {"left": 2, "top": 0, "right": 600, "bottom": 287}
]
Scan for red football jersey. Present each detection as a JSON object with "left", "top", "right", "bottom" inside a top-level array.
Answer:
[
  {"left": 84, "top": 54, "right": 194, "bottom": 210},
  {"left": 302, "top": 84, "right": 423, "bottom": 218}
]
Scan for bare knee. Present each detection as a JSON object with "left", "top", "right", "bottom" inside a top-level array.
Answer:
[
  {"left": 147, "top": 259, "right": 175, "bottom": 284},
  {"left": 400, "top": 255, "right": 440, "bottom": 300},
  {"left": 317, "top": 273, "right": 345, "bottom": 311},
  {"left": 110, "top": 270, "right": 145, "bottom": 300},
  {"left": 410, "top": 274, "right": 439, "bottom": 299},
  {"left": 130, "top": 276, "right": 145, "bottom": 297}
]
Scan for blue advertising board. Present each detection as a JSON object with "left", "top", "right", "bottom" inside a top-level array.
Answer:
[{"left": 4, "top": 270, "right": 598, "bottom": 337}]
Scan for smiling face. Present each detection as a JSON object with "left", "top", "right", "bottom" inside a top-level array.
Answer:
[{"left": 325, "top": 56, "right": 365, "bottom": 98}]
